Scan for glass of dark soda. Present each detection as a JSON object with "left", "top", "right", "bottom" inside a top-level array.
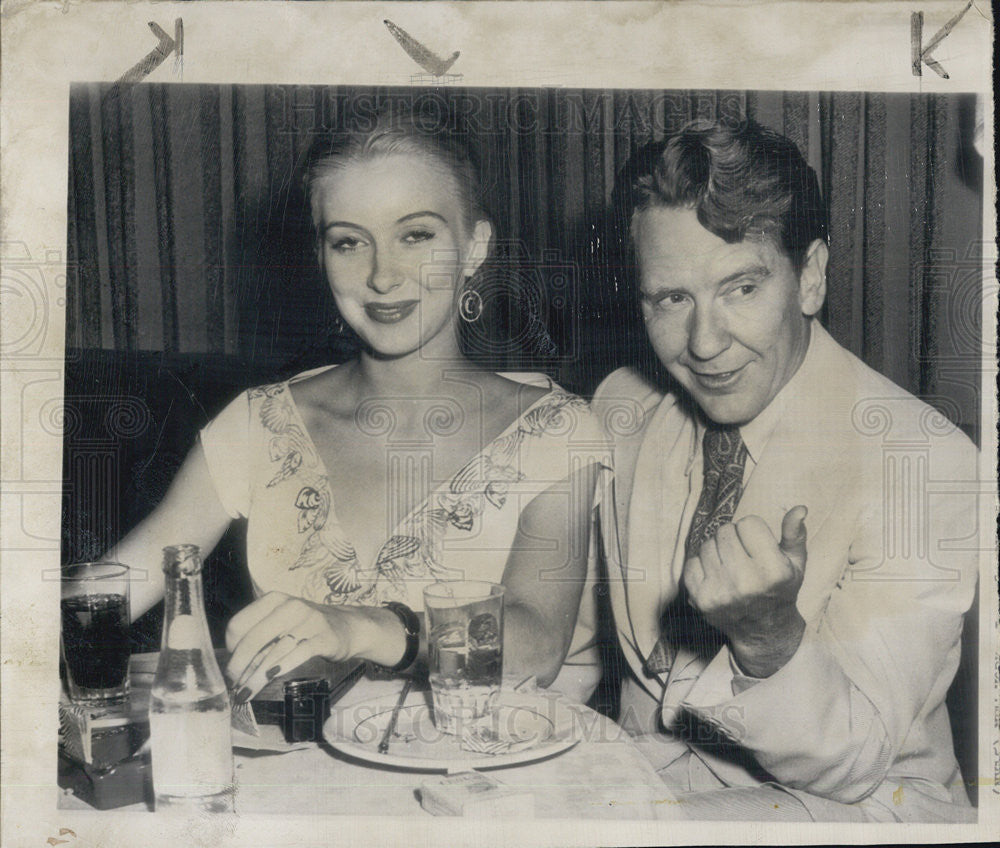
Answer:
[{"left": 61, "top": 563, "right": 131, "bottom": 705}]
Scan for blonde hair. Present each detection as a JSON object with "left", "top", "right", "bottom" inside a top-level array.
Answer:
[{"left": 303, "top": 105, "right": 488, "bottom": 234}]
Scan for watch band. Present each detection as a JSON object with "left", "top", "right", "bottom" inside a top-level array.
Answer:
[{"left": 382, "top": 602, "right": 420, "bottom": 673}]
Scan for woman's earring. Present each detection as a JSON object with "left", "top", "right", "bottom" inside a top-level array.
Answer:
[
  {"left": 459, "top": 289, "right": 483, "bottom": 323},
  {"left": 458, "top": 289, "right": 483, "bottom": 324},
  {"left": 333, "top": 315, "right": 346, "bottom": 336}
]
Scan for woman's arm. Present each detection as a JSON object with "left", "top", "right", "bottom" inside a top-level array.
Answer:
[
  {"left": 499, "top": 462, "right": 599, "bottom": 688},
  {"left": 224, "top": 463, "right": 601, "bottom": 701},
  {"left": 103, "top": 441, "right": 234, "bottom": 621}
]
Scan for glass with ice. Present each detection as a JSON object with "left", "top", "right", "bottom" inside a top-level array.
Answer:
[{"left": 423, "top": 581, "right": 504, "bottom": 735}]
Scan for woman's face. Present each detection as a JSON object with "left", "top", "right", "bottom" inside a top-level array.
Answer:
[{"left": 311, "top": 153, "right": 491, "bottom": 361}]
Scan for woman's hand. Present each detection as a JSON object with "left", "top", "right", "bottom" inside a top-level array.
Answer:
[
  {"left": 224, "top": 592, "right": 359, "bottom": 703},
  {"left": 225, "top": 592, "right": 408, "bottom": 703}
]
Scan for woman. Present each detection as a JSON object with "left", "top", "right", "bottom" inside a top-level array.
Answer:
[{"left": 108, "top": 107, "right": 609, "bottom": 704}]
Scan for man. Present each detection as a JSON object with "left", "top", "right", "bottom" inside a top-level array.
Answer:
[{"left": 593, "top": 119, "right": 980, "bottom": 821}]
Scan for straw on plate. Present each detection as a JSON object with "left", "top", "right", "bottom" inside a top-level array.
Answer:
[{"left": 378, "top": 678, "right": 413, "bottom": 754}]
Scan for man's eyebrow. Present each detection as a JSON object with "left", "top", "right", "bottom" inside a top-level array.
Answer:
[
  {"left": 397, "top": 211, "right": 448, "bottom": 225},
  {"left": 640, "top": 265, "right": 771, "bottom": 299},
  {"left": 639, "top": 285, "right": 681, "bottom": 300},
  {"left": 717, "top": 265, "right": 770, "bottom": 287}
]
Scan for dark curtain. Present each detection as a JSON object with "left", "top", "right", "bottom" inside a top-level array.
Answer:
[{"left": 66, "top": 85, "right": 983, "bottom": 441}]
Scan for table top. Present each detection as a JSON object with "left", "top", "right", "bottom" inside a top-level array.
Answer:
[{"left": 59, "top": 655, "right": 678, "bottom": 821}]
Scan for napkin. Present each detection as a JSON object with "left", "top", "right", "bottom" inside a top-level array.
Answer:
[
  {"left": 231, "top": 723, "right": 312, "bottom": 753},
  {"left": 231, "top": 698, "right": 260, "bottom": 737}
]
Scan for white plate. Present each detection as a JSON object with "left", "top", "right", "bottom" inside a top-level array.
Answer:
[{"left": 323, "top": 689, "right": 582, "bottom": 771}]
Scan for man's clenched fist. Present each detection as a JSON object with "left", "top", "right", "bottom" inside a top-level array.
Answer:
[{"left": 684, "top": 505, "right": 808, "bottom": 678}]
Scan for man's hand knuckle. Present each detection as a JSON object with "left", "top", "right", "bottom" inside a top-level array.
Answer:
[
  {"left": 711, "top": 585, "right": 731, "bottom": 607},
  {"left": 778, "top": 559, "right": 799, "bottom": 582}
]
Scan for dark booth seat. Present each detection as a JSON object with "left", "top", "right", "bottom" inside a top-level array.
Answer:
[{"left": 60, "top": 348, "right": 289, "bottom": 650}]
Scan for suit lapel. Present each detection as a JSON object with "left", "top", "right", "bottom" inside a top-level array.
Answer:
[
  {"left": 733, "top": 414, "right": 843, "bottom": 623},
  {"left": 733, "top": 325, "right": 856, "bottom": 619},
  {"left": 623, "top": 394, "right": 698, "bottom": 663},
  {"left": 598, "top": 371, "right": 671, "bottom": 664}
]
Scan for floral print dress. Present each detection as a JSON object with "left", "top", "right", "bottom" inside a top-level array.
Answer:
[{"left": 199, "top": 367, "right": 611, "bottom": 701}]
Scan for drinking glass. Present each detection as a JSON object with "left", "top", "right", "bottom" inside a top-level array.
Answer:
[
  {"left": 423, "top": 581, "right": 504, "bottom": 735},
  {"left": 61, "top": 562, "right": 131, "bottom": 705}
]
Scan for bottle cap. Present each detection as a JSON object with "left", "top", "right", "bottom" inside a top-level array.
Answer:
[{"left": 284, "top": 677, "right": 332, "bottom": 696}]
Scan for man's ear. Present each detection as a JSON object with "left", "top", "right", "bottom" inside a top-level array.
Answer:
[
  {"left": 463, "top": 220, "right": 494, "bottom": 278},
  {"left": 798, "top": 239, "right": 828, "bottom": 316}
]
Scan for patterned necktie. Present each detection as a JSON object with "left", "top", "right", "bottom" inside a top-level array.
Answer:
[{"left": 644, "top": 424, "right": 749, "bottom": 676}]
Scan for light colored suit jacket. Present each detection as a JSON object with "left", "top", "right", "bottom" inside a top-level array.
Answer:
[{"left": 593, "top": 322, "right": 980, "bottom": 821}]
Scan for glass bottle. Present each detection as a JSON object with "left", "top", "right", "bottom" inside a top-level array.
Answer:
[{"left": 148, "top": 544, "right": 234, "bottom": 812}]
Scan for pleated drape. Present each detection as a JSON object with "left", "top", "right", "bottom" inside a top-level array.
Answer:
[{"left": 66, "top": 85, "right": 983, "bottom": 438}]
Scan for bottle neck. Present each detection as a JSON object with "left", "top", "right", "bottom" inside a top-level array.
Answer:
[
  {"left": 160, "top": 545, "right": 212, "bottom": 652},
  {"left": 163, "top": 567, "right": 206, "bottom": 621}
]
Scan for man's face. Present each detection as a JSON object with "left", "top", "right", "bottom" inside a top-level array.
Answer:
[{"left": 634, "top": 206, "right": 825, "bottom": 426}]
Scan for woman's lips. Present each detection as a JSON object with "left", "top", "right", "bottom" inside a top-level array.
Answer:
[{"left": 364, "top": 300, "right": 419, "bottom": 324}]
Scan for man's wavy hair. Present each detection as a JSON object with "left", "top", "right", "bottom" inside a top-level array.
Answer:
[{"left": 632, "top": 119, "right": 828, "bottom": 271}]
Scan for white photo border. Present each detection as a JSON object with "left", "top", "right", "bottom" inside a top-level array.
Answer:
[{"left": 1, "top": 2, "right": 995, "bottom": 846}]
